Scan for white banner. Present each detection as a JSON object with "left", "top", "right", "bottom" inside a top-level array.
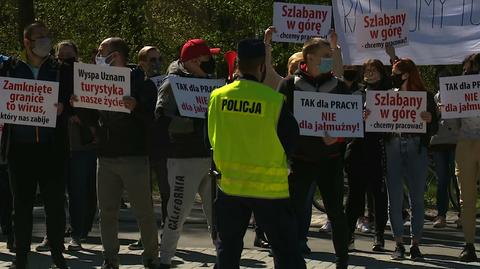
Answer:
[
  {"left": 170, "top": 77, "right": 225, "bottom": 119},
  {"left": 333, "top": 0, "right": 480, "bottom": 65},
  {"left": 272, "top": 2, "right": 332, "bottom": 43},
  {"left": 294, "top": 91, "right": 364, "bottom": 137},
  {"left": 0, "top": 77, "right": 59, "bottom": 128},
  {"left": 366, "top": 90, "right": 426, "bottom": 133},
  {"left": 439, "top": 74, "right": 480, "bottom": 119},
  {"left": 73, "top": 62, "right": 131, "bottom": 113},
  {"left": 355, "top": 9, "right": 408, "bottom": 51}
]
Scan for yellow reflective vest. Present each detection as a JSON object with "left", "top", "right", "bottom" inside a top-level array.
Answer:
[{"left": 208, "top": 79, "right": 289, "bottom": 199}]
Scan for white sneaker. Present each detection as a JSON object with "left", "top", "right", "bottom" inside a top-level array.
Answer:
[{"left": 319, "top": 220, "right": 332, "bottom": 232}]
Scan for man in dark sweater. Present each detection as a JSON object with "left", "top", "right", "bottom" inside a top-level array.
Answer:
[{"left": 72, "top": 37, "right": 159, "bottom": 269}]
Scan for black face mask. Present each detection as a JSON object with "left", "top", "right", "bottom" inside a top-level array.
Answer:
[
  {"left": 391, "top": 73, "right": 405, "bottom": 88},
  {"left": 60, "top": 57, "right": 76, "bottom": 66},
  {"left": 463, "top": 70, "right": 479, "bottom": 75},
  {"left": 343, "top": 70, "right": 358, "bottom": 82},
  {"left": 200, "top": 57, "right": 216, "bottom": 74}
]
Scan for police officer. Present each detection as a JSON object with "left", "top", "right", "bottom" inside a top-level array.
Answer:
[{"left": 207, "top": 39, "right": 305, "bottom": 269}]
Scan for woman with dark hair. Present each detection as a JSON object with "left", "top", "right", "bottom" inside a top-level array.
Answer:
[
  {"left": 344, "top": 59, "right": 390, "bottom": 252},
  {"left": 455, "top": 53, "right": 480, "bottom": 262},
  {"left": 382, "top": 58, "right": 438, "bottom": 261}
]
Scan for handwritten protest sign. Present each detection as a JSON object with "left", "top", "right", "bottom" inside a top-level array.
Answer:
[
  {"left": 294, "top": 91, "right": 364, "bottom": 138},
  {"left": 169, "top": 77, "right": 225, "bottom": 119},
  {"left": 150, "top": 75, "right": 166, "bottom": 89},
  {"left": 73, "top": 62, "right": 131, "bottom": 113},
  {"left": 366, "top": 90, "right": 426, "bottom": 133},
  {"left": 355, "top": 9, "right": 408, "bottom": 51},
  {"left": 272, "top": 2, "right": 332, "bottom": 43},
  {"left": 0, "top": 77, "right": 59, "bottom": 128},
  {"left": 439, "top": 74, "right": 480, "bottom": 119},
  {"left": 333, "top": 1, "right": 480, "bottom": 64}
]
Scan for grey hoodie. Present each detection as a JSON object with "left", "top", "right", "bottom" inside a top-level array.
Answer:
[{"left": 155, "top": 60, "right": 210, "bottom": 158}]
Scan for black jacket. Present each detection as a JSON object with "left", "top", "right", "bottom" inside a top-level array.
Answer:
[
  {"left": 0, "top": 55, "right": 71, "bottom": 161},
  {"left": 92, "top": 67, "right": 156, "bottom": 157}
]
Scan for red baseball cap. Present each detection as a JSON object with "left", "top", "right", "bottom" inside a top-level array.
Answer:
[{"left": 180, "top": 39, "right": 221, "bottom": 62}]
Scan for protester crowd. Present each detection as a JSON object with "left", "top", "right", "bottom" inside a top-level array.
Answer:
[{"left": 0, "top": 21, "right": 479, "bottom": 269}]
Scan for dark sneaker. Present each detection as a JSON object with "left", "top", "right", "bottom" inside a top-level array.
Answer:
[
  {"left": 158, "top": 264, "right": 171, "bottom": 269},
  {"left": 128, "top": 239, "right": 143, "bottom": 250},
  {"left": 144, "top": 259, "right": 158, "bottom": 268},
  {"left": 459, "top": 244, "right": 478, "bottom": 262},
  {"left": 101, "top": 260, "right": 119, "bottom": 269},
  {"left": 253, "top": 234, "right": 270, "bottom": 249},
  {"left": 67, "top": 238, "right": 82, "bottom": 251},
  {"left": 7, "top": 233, "right": 15, "bottom": 252},
  {"left": 410, "top": 245, "right": 424, "bottom": 261},
  {"left": 391, "top": 244, "right": 406, "bottom": 260},
  {"left": 52, "top": 252, "right": 68, "bottom": 269},
  {"left": 335, "top": 260, "right": 348, "bottom": 269},
  {"left": 372, "top": 235, "right": 385, "bottom": 252},
  {"left": 35, "top": 236, "right": 50, "bottom": 252}
]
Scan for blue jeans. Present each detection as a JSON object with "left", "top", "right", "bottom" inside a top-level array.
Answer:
[
  {"left": 432, "top": 149, "right": 456, "bottom": 217},
  {"left": 385, "top": 137, "right": 428, "bottom": 241},
  {"left": 68, "top": 150, "right": 97, "bottom": 239}
]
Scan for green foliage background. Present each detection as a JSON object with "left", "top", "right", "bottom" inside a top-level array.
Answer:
[{"left": 0, "top": 0, "right": 463, "bottom": 89}]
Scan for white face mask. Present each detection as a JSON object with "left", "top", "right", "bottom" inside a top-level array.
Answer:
[
  {"left": 32, "top": 37, "right": 52, "bottom": 58},
  {"left": 95, "top": 52, "right": 114, "bottom": 66}
]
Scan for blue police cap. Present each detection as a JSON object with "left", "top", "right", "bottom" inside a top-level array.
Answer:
[{"left": 237, "top": 39, "right": 266, "bottom": 60}]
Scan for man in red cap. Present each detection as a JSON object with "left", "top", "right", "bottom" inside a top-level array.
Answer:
[{"left": 155, "top": 39, "right": 220, "bottom": 268}]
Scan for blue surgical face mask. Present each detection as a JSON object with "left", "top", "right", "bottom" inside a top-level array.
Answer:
[{"left": 318, "top": 57, "right": 333, "bottom": 73}]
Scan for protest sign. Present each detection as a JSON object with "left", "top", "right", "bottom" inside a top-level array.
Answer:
[
  {"left": 333, "top": 1, "right": 480, "bottom": 64},
  {"left": 150, "top": 75, "right": 166, "bottom": 89},
  {"left": 439, "top": 74, "right": 480, "bottom": 119},
  {"left": 0, "top": 76, "right": 59, "bottom": 128},
  {"left": 366, "top": 90, "right": 426, "bottom": 133},
  {"left": 294, "top": 91, "right": 364, "bottom": 137},
  {"left": 355, "top": 9, "right": 408, "bottom": 51},
  {"left": 272, "top": 2, "right": 332, "bottom": 43},
  {"left": 169, "top": 76, "right": 225, "bottom": 118},
  {"left": 73, "top": 62, "right": 131, "bottom": 113}
]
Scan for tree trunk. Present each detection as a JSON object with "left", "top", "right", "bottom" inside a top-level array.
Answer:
[{"left": 17, "top": 0, "right": 35, "bottom": 46}]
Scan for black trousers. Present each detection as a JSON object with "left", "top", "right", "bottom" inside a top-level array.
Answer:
[
  {"left": 0, "top": 164, "right": 13, "bottom": 236},
  {"left": 344, "top": 140, "right": 388, "bottom": 239},
  {"left": 215, "top": 190, "right": 306, "bottom": 269},
  {"left": 8, "top": 143, "right": 66, "bottom": 257},
  {"left": 150, "top": 157, "right": 170, "bottom": 224},
  {"left": 289, "top": 156, "right": 349, "bottom": 262}
]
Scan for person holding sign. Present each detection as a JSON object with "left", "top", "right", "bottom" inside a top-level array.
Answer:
[
  {"left": 455, "top": 54, "right": 480, "bottom": 262},
  {"left": 344, "top": 59, "right": 390, "bottom": 253},
  {"left": 278, "top": 37, "right": 349, "bottom": 269},
  {"left": 208, "top": 38, "right": 305, "bottom": 269},
  {"left": 71, "top": 37, "right": 160, "bottom": 269},
  {"left": 155, "top": 39, "right": 220, "bottom": 268},
  {"left": 379, "top": 58, "right": 438, "bottom": 261},
  {"left": 0, "top": 22, "right": 69, "bottom": 269}
]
